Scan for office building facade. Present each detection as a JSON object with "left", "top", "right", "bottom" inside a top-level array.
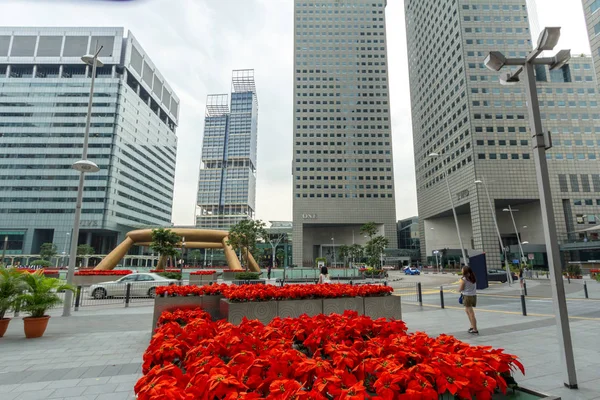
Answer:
[
  {"left": 292, "top": 0, "right": 397, "bottom": 267},
  {"left": 405, "top": 1, "right": 600, "bottom": 269},
  {"left": 0, "top": 27, "right": 179, "bottom": 258},
  {"left": 196, "top": 70, "right": 258, "bottom": 231}
]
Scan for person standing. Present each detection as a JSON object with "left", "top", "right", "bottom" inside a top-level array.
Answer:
[
  {"left": 459, "top": 265, "right": 478, "bottom": 334},
  {"left": 267, "top": 263, "right": 272, "bottom": 280},
  {"left": 318, "top": 266, "right": 330, "bottom": 284},
  {"left": 519, "top": 268, "right": 524, "bottom": 289}
]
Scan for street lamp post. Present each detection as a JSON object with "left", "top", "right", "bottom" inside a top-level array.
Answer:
[
  {"left": 180, "top": 236, "right": 186, "bottom": 276},
  {"left": 503, "top": 206, "right": 526, "bottom": 264},
  {"left": 62, "top": 232, "right": 70, "bottom": 268},
  {"left": 62, "top": 46, "right": 103, "bottom": 317},
  {"left": 1, "top": 235, "right": 7, "bottom": 266},
  {"left": 429, "top": 153, "right": 468, "bottom": 266},
  {"left": 475, "top": 179, "right": 512, "bottom": 286},
  {"left": 484, "top": 27, "right": 577, "bottom": 389}
]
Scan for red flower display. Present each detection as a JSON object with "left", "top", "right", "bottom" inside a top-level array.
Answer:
[
  {"left": 74, "top": 270, "right": 132, "bottom": 276},
  {"left": 190, "top": 270, "right": 218, "bottom": 275},
  {"left": 156, "top": 283, "right": 230, "bottom": 297},
  {"left": 156, "top": 283, "right": 393, "bottom": 301},
  {"left": 135, "top": 309, "right": 524, "bottom": 400},
  {"left": 150, "top": 269, "right": 182, "bottom": 273}
]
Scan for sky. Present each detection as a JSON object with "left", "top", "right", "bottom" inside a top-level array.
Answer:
[{"left": 0, "top": 0, "right": 593, "bottom": 226}]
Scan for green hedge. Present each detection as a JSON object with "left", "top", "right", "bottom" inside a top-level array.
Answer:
[
  {"left": 31, "top": 260, "right": 52, "bottom": 267},
  {"left": 157, "top": 272, "right": 182, "bottom": 280},
  {"left": 235, "top": 272, "right": 260, "bottom": 280}
]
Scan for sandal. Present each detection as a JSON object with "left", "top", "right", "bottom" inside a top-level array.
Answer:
[
  {"left": 469, "top": 330, "right": 479, "bottom": 335},
  {"left": 468, "top": 328, "right": 474, "bottom": 333}
]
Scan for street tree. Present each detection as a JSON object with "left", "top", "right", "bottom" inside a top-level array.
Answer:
[
  {"left": 76, "top": 244, "right": 95, "bottom": 268},
  {"left": 338, "top": 244, "right": 350, "bottom": 267},
  {"left": 350, "top": 244, "right": 363, "bottom": 266},
  {"left": 360, "top": 222, "right": 378, "bottom": 239},
  {"left": 188, "top": 250, "right": 203, "bottom": 267},
  {"left": 227, "top": 219, "right": 268, "bottom": 271},
  {"left": 39, "top": 243, "right": 57, "bottom": 261},
  {"left": 365, "top": 236, "right": 389, "bottom": 269},
  {"left": 150, "top": 228, "right": 181, "bottom": 270}
]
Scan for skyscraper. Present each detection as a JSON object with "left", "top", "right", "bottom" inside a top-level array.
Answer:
[
  {"left": 582, "top": 1, "right": 600, "bottom": 80},
  {"left": 405, "top": 1, "right": 600, "bottom": 269},
  {"left": 0, "top": 27, "right": 179, "bottom": 258},
  {"left": 292, "top": 0, "right": 397, "bottom": 267},
  {"left": 196, "top": 70, "right": 258, "bottom": 231}
]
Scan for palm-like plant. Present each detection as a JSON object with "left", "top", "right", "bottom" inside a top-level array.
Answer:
[
  {"left": 17, "top": 271, "right": 74, "bottom": 318},
  {"left": 0, "top": 268, "right": 26, "bottom": 320}
]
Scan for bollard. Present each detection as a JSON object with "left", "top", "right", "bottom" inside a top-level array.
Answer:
[
  {"left": 568, "top": 276, "right": 571, "bottom": 284},
  {"left": 74, "top": 286, "right": 82, "bottom": 311},
  {"left": 584, "top": 281, "right": 589, "bottom": 299},
  {"left": 440, "top": 285, "right": 445, "bottom": 309},
  {"left": 536, "top": 271, "right": 539, "bottom": 278},
  {"left": 521, "top": 291, "right": 527, "bottom": 316},
  {"left": 523, "top": 281, "right": 528, "bottom": 296},
  {"left": 125, "top": 283, "right": 132, "bottom": 308},
  {"left": 417, "top": 282, "right": 423, "bottom": 306}
]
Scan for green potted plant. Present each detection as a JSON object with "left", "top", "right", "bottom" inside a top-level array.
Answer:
[
  {"left": 17, "top": 270, "right": 74, "bottom": 338},
  {"left": 0, "top": 268, "right": 26, "bottom": 337}
]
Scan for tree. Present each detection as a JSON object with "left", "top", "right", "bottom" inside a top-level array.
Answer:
[
  {"left": 360, "top": 222, "right": 378, "bottom": 240},
  {"left": 276, "top": 248, "right": 286, "bottom": 268},
  {"left": 188, "top": 250, "right": 203, "bottom": 267},
  {"left": 227, "top": 220, "right": 268, "bottom": 271},
  {"left": 76, "top": 244, "right": 94, "bottom": 267},
  {"left": 150, "top": 228, "right": 181, "bottom": 271},
  {"left": 365, "top": 236, "right": 389, "bottom": 269},
  {"left": 39, "top": 243, "right": 57, "bottom": 261},
  {"left": 350, "top": 244, "right": 363, "bottom": 266},
  {"left": 338, "top": 245, "right": 350, "bottom": 267}
]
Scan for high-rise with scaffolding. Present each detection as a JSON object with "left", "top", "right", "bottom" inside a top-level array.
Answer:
[{"left": 196, "top": 69, "right": 258, "bottom": 231}]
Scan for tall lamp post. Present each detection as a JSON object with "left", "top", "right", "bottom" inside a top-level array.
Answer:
[
  {"left": 331, "top": 237, "right": 336, "bottom": 267},
  {"left": 429, "top": 152, "right": 468, "bottom": 266},
  {"left": 62, "top": 46, "right": 103, "bottom": 317},
  {"left": 1, "top": 235, "right": 8, "bottom": 266},
  {"left": 484, "top": 27, "right": 577, "bottom": 389},
  {"left": 62, "top": 232, "right": 70, "bottom": 268},
  {"left": 475, "top": 179, "right": 512, "bottom": 286},
  {"left": 503, "top": 206, "right": 526, "bottom": 264}
]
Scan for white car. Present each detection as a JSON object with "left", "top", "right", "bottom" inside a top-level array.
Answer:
[{"left": 89, "top": 273, "right": 177, "bottom": 299}]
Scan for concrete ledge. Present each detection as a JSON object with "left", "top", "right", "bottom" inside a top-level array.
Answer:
[
  {"left": 189, "top": 275, "right": 217, "bottom": 285},
  {"left": 152, "top": 296, "right": 203, "bottom": 331},
  {"left": 220, "top": 299, "right": 277, "bottom": 325},
  {"left": 323, "top": 297, "right": 364, "bottom": 315},
  {"left": 74, "top": 275, "right": 123, "bottom": 287},
  {"left": 278, "top": 299, "right": 322, "bottom": 319},
  {"left": 364, "top": 296, "right": 401, "bottom": 320}
]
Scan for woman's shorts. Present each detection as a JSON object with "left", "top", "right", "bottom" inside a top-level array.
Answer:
[{"left": 463, "top": 295, "right": 477, "bottom": 307}]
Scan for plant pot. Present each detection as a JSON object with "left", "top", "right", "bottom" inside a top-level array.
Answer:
[
  {"left": 23, "top": 316, "right": 50, "bottom": 339},
  {"left": 0, "top": 318, "right": 10, "bottom": 337}
]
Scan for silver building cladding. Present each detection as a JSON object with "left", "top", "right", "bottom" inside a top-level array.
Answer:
[
  {"left": 196, "top": 70, "right": 258, "bottom": 231},
  {"left": 405, "top": 1, "right": 600, "bottom": 269},
  {"left": 0, "top": 27, "right": 179, "bottom": 259},
  {"left": 292, "top": 0, "right": 398, "bottom": 268}
]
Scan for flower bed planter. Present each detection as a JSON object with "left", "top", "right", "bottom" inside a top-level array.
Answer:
[
  {"left": 189, "top": 274, "right": 217, "bottom": 285},
  {"left": 323, "top": 296, "right": 364, "bottom": 315},
  {"left": 73, "top": 275, "right": 124, "bottom": 286},
  {"left": 152, "top": 295, "right": 203, "bottom": 331},
  {"left": 220, "top": 299, "right": 277, "bottom": 325},
  {"left": 364, "top": 295, "right": 402, "bottom": 320},
  {"left": 277, "top": 298, "right": 322, "bottom": 319}
]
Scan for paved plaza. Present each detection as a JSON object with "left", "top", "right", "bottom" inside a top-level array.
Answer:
[{"left": 0, "top": 276, "right": 599, "bottom": 399}]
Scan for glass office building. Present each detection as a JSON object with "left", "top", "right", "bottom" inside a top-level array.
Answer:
[
  {"left": 0, "top": 27, "right": 179, "bottom": 259},
  {"left": 405, "top": 1, "right": 600, "bottom": 268},
  {"left": 292, "top": 0, "right": 398, "bottom": 267},
  {"left": 196, "top": 70, "right": 258, "bottom": 231}
]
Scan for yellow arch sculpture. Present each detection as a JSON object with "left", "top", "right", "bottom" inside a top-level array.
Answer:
[{"left": 93, "top": 228, "right": 261, "bottom": 272}]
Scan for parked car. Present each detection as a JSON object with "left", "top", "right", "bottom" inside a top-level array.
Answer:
[
  {"left": 487, "top": 269, "right": 518, "bottom": 283},
  {"left": 404, "top": 267, "right": 421, "bottom": 276},
  {"left": 89, "top": 273, "right": 177, "bottom": 299}
]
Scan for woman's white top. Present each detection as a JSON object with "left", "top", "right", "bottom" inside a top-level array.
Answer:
[
  {"left": 462, "top": 277, "right": 477, "bottom": 296},
  {"left": 320, "top": 274, "right": 331, "bottom": 284}
]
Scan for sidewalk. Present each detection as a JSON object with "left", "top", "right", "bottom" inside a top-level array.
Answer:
[
  {"left": 402, "top": 303, "right": 600, "bottom": 399},
  {"left": 0, "top": 302, "right": 598, "bottom": 399}
]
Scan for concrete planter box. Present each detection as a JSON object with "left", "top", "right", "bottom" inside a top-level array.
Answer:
[
  {"left": 223, "top": 271, "right": 239, "bottom": 281},
  {"left": 277, "top": 299, "right": 323, "bottom": 319},
  {"left": 44, "top": 272, "right": 60, "bottom": 279},
  {"left": 363, "top": 296, "right": 401, "bottom": 320},
  {"left": 202, "top": 295, "right": 224, "bottom": 321},
  {"left": 152, "top": 295, "right": 203, "bottom": 331},
  {"left": 73, "top": 275, "right": 124, "bottom": 287},
  {"left": 323, "top": 296, "right": 364, "bottom": 315},
  {"left": 189, "top": 274, "right": 217, "bottom": 285},
  {"left": 220, "top": 299, "right": 277, "bottom": 325},
  {"left": 440, "top": 387, "right": 560, "bottom": 399}
]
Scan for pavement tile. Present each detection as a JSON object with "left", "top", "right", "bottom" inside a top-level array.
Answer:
[
  {"left": 95, "top": 391, "right": 131, "bottom": 400},
  {"left": 46, "top": 379, "right": 82, "bottom": 389},
  {"left": 11, "top": 381, "right": 51, "bottom": 392},
  {"left": 47, "top": 386, "right": 88, "bottom": 398},
  {"left": 82, "top": 383, "right": 119, "bottom": 395},
  {"left": 0, "top": 384, "right": 21, "bottom": 393}
]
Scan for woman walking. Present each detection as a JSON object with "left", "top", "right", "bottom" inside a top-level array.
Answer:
[{"left": 459, "top": 265, "right": 478, "bottom": 334}]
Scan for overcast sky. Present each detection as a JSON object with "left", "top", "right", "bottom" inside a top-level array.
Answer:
[{"left": 0, "top": 0, "right": 592, "bottom": 225}]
